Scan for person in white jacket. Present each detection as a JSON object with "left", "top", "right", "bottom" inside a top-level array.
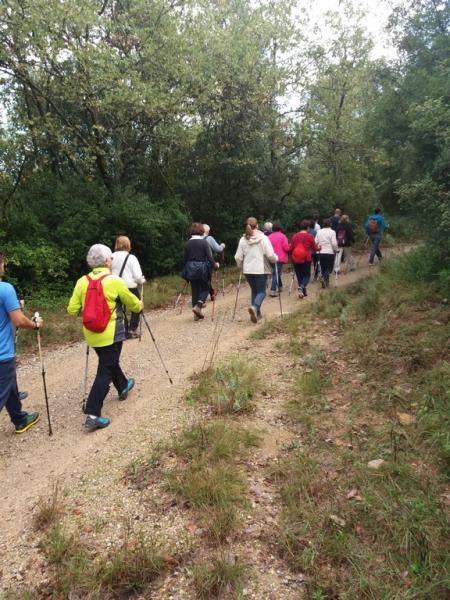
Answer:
[
  {"left": 234, "top": 217, "right": 278, "bottom": 323},
  {"left": 112, "top": 236, "right": 146, "bottom": 338},
  {"left": 315, "top": 218, "right": 338, "bottom": 288}
]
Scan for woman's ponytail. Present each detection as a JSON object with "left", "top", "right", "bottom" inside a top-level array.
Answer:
[{"left": 244, "top": 217, "right": 258, "bottom": 240}]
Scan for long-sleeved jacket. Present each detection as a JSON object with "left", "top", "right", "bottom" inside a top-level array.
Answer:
[
  {"left": 112, "top": 251, "right": 146, "bottom": 289},
  {"left": 315, "top": 228, "right": 338, "bottom": 255},
  {"left": 235, "top": 230, "right": 277, "bottom": 275},
  {"left": 268, "top": 231, "right": 290, "bottom": 263},
  {"left": 67, "top": 267, "right": 141, "bottom": 347}
]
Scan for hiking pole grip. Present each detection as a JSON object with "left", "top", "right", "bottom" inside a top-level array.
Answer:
[{"left": 33, "top": 312, "right": 53, "bottom": 436}]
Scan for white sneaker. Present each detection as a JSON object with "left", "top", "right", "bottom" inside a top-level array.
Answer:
[{"left": 248, "top": 306, "right": 258, "bottom": 323}]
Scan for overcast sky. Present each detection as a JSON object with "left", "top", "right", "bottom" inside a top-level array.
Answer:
[{"left": 303, "top": 0, "right": 403, "bottom": 59}]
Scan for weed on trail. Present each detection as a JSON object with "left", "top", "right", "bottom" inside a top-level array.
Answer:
[
  {"left": 36, "top": 520, "right": 171, "bottom": 597},
  {"left": 187, "top": 355, "right": 261, "bottom": 414},
  {"left": 270, "top": 251, "right": 450, "bottom": 599},
  {"left": 32, "top": 482, "right": 65, "bottom": 532},
  {"left": 166, "top": 421, "right": 260, "bottom": 542},
  {"left": 193, "top": 553, "right": 247, "bottom": 598}
]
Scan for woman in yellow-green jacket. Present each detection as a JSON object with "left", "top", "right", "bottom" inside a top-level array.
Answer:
[{"left": 67, "top": 244, "right": 143, "bottom": 431}]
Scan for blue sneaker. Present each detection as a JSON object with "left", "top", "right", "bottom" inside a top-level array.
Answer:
[
  {"left": 119, "top": 378, "right": 135, "bottom": 401},
  {"left": 85, "top": 415, "right": 110, "bottom": 430}
]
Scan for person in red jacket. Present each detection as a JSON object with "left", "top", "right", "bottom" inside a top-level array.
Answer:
[{"left": 290, "top": 219, "right": 319, "bottom": 298}]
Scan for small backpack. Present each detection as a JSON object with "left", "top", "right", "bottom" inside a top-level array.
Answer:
[
  {"left": 337, "top": 228, "right": 347, "bottom": 247},
  {"left": 367, "top": 219, "right": 379, "bottom": 234},
  {"left": 292, "top": 243, "right": 308, "bottom": 264},
  {"left": 82, "top": 274, "right": 112, "bottom": 333}
]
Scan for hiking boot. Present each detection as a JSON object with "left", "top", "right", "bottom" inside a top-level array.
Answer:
[
  {"left": 269, "top": 290, "right": 278, "bottom": 297},
  {"left": 19, "top": 391, "right": 28, "bottom": 402},
  {"left": 298, "top": 288, "right": 304, "bottom": 299},
  {"left": 15, "top": 412, "right": 40, "bottom": 434},
  {"left": 248, "top": 306, "right": 257, "bottom": 323},
  {"left": 119, "top": 378, "right": 135, "bottom": 400},
  {"left": 192, "top": 303, "right": 204, "bottom": 320},
  {"left": 126, "top": 331, "right": 139, "bottom": 339},
  {"left": 85, "top": 415, "right": 110, "bottom": 430},
  {"left": 302, "top": 286, "right": 308, "bottom": 297},
  {"left": 257, "top": 312, "right": 263, "bottom": 321}
]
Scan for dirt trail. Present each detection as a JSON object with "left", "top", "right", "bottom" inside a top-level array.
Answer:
[{"left": 0, "top": 255, "right": 395, "bottom": 590}]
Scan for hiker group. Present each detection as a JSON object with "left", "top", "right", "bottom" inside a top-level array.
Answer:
[
  {"left": 182, "top": 208, "right": 388, "bottom": 323},
  {"left": 0, "top": 209, "right": 388, "bottom": 434}
]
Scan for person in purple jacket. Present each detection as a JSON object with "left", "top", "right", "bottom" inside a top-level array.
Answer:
[{"left": 268, "top": 223, "right": 289, "bottom": 296}]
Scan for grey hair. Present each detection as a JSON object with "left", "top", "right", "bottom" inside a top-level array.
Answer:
[
  {"left": 203, "top": 224, "right": 210, "bottom": 235},
  {"left": 263, "top": 221, "right": 273, "bottom": 232},
  {"left": 86, "top": 244, "right": 112, "bottom": 268}
]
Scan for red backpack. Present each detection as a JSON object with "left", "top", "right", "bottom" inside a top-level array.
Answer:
[
  {"left": 292, "top": 243, "right": 308, "bottom": 264},
  {"left": 82, "top": 274, "right": 112, "bottom": 333}
]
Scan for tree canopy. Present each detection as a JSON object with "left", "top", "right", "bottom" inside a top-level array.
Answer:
[{"left": 0, "top": 0, "right": 448, "bottom": 292}]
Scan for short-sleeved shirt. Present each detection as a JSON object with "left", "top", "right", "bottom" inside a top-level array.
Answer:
[{"left": 0, "top": 282, "right": 20, "bottom": 362}]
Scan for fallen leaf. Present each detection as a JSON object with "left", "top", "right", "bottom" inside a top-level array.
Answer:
[
  {"left": 368, "top": 459, "right": 385, "bottom": 470},
  {"left": 329, "top": 514, "right": 346, "bottom": 527},
  {"left": 397, "top": 412, "right": 416, "bottom": 426}
]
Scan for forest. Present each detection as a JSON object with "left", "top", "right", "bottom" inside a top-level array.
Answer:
[{"left": 0, "top": 0, "right": 448, "bottom": 297}]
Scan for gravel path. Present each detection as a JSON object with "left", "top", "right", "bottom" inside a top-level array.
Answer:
[{"left": 0, "top": 255, "right": 398, "bottom": 592}]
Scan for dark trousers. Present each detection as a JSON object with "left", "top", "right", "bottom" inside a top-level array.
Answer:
[
  {"left": 319, "top": 254, "right": 335, "bottom": 286},
  {"left": 0, "top": 358, "right": 27, "bottom": 426},
  {"left": 294, "top": 262, "right": 311, "bottom": 290},
  {"left": 124, "top": 287, "right": 141, "bottom": 332},
  {"left": 85, "top": 343, "right": 127, "bottom": 417},
  {"left": 190, "top": 279, "right": 210, "bottom": 307}
]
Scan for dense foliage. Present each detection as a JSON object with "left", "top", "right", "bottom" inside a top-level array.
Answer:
[{"left": 0, "top": 0, "right": 448, "bottom": 294}]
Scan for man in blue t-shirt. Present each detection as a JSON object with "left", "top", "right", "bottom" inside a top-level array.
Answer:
[
  {"left": 364, "top": 208, "right": 389, "bottom": 266},
  {"left": 0, "top": 253, "right": 43, "bottom": 433}
]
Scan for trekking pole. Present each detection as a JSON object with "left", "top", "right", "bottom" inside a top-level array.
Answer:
[
  {"left": 231, "top": 272, "right": 242, "bottom": 321},
  {"left": 82, "top": 345, "right": 89, "bottom": 412},
  {"left": 211, "top": 269, "right": 219, "bottom": 322},
  {"left": 139, "top": 283, "right": 144, "bottom": 342},
  {"left": 220, "top": 251, "right": 225, "bottom": 296},
  {"left": 275, "top": 263, "right": 283, "bottom": 318},
  {"left": 141, "top": 312, "right": 173, "bottom": 385},
  {"left": 34, "top": 312, "right": 52, "bottom": 436},
  {"left": 288, "top": 270, "right": 295, "bottom": 296},
  {"left": 174, "top": 281, "right": 188, "bottom": 310}
]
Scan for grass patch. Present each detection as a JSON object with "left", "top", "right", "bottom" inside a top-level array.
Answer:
[
  {"left": 32, "top": 482, "right": 65, "bottom": 532},
  {"left": 272, "top": 251, "right": 450, "bottom": 598},
  {"left": 193, "top": 554, "right": 247, "bottom": 599},
  {"left": 166, "top": 421, "right": 259, "bottom": 542},
  {"left": 37, "top": 520, "right": 171, "bottom": 597},
  {"left": 187, "top": 355, "right": 261, "bottom": 414}
]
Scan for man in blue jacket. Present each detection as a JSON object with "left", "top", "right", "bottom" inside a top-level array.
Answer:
[
  {"left": 0, "top": 253, "right": 42, "bottom": 433},
  {"left": 365, "top": 208, "right": 389, "bottom": 266}
]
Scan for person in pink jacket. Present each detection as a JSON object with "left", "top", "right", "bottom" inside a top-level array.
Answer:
[{"left": 268, "top": 223, "right": 290, "bottom": 296}]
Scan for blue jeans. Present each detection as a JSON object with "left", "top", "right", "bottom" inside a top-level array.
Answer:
[
  {"left": 294, "top": 262, "right": 312, "bottom": 290},
  {"left": 369, "top": 234, "right": 382, "bottom": 264},
  {"left": 245, "top": 274, "right": 267, "bottom": 314},
  {"left": 0, "top": 358, "right": 28, "bottom": 426},
  {"left": 271, "top": 262, "right": 284, "bottom": 291}
]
